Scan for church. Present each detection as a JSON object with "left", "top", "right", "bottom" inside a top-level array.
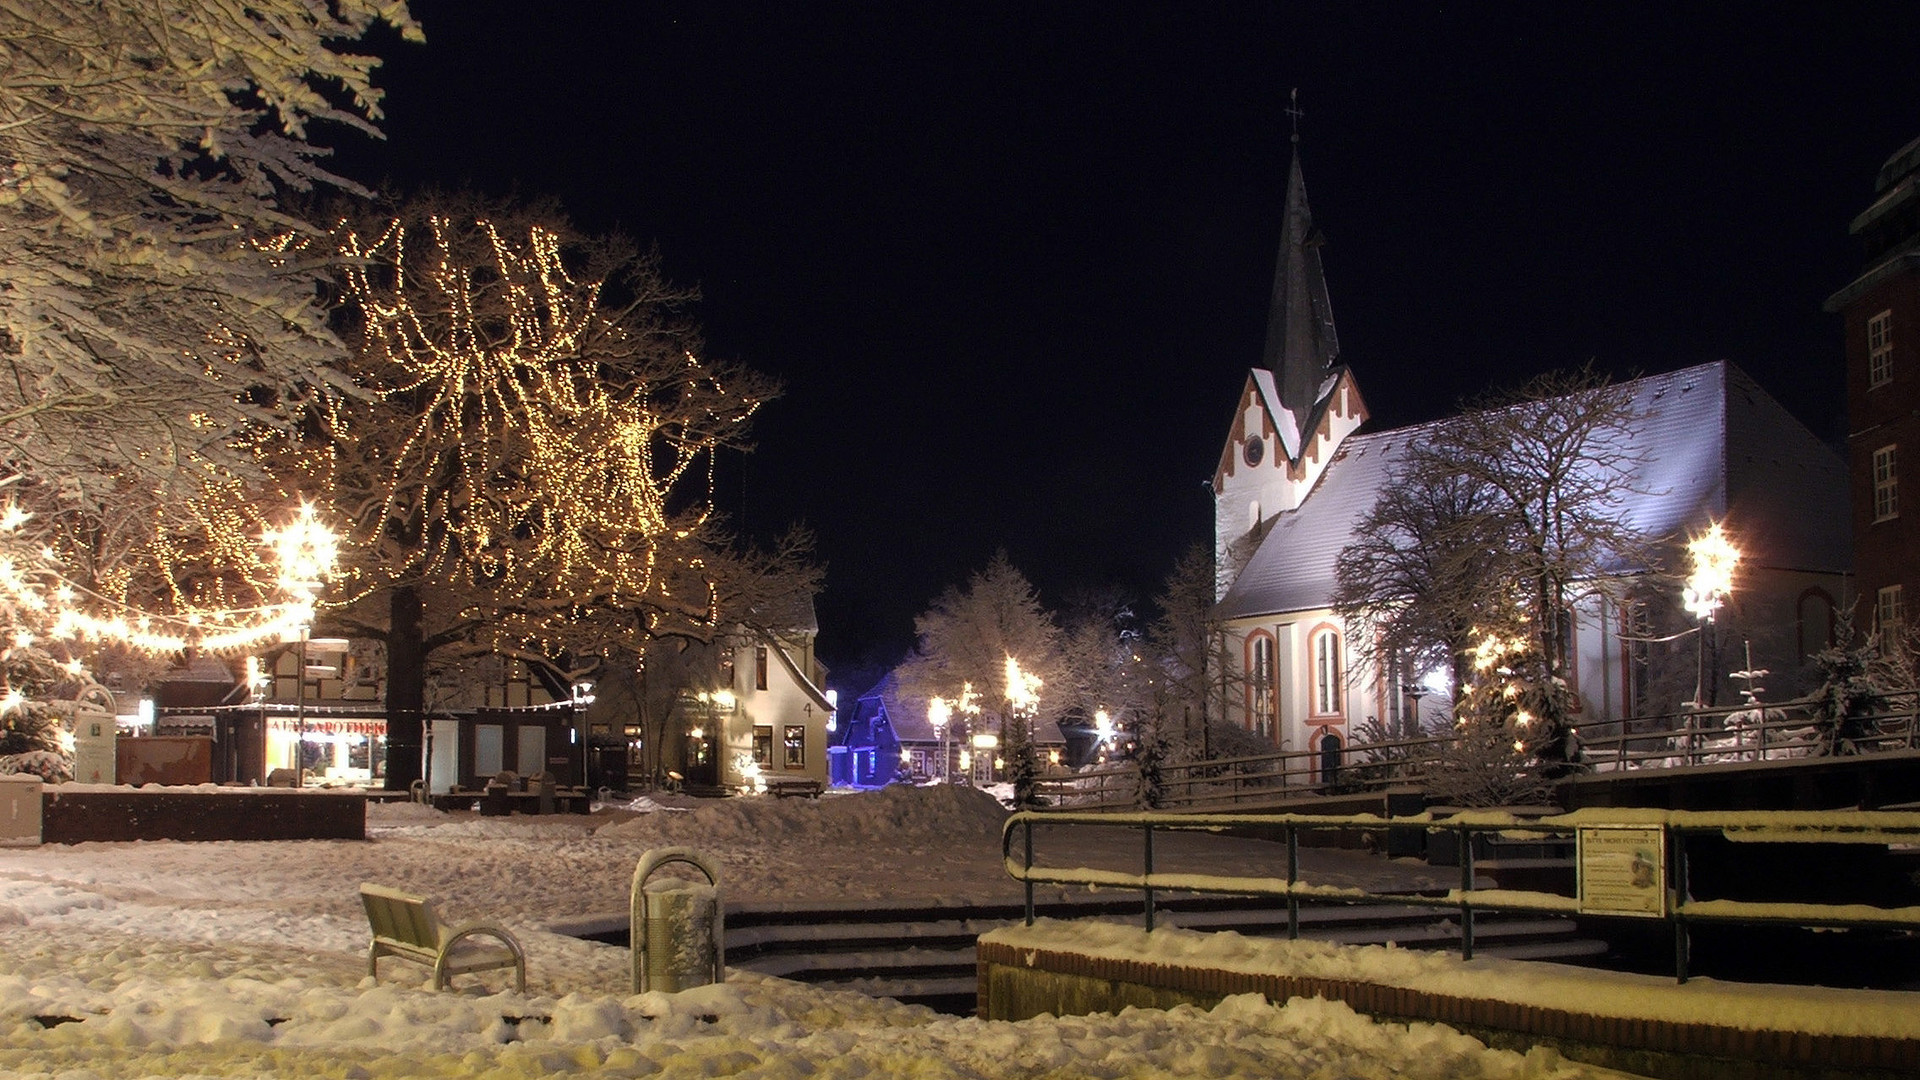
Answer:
[{"left": 1212, "top": 142, "right": 1852, "bottom": 768}]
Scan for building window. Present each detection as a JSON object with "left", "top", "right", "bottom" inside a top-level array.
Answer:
[
  {"left": 753, "top": 724, "right": 773, "bottom": 765},
  {"left": 785, "top": 725, "right": 806, "bottom": 767},
  {"left": 1246, "top": 634, "right": 1275, "bottom": 738},
  {"left": 1311, "top": 626, "right": 1342, "bottom": 716},
  {"left": 1874, "top": 444, "right": 1899, "bottom": 521},
  {"left": 755, "top": 646, "right": 769, "bottom": 690},
  {"left": 1876, "top": 585, "right": 1905, "bottom": 644},
  {"left": 1869, "top": 309, "right": 1893, "bottom": 389}
]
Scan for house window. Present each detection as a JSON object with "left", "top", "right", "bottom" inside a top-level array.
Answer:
[
  {"left": 1876, "top": 585, "right": 1905, "bottom": 644},
  {"left": 1247, "top": 634, "right": 1276, "bottom": 738},
  {"left": 1874, "top": 444, "right": 1899, "bottom": 522},
  {"left": 1311, "top": 627, "right": 1342, "bottom": 716},
  {"left": 753, "top": 724, "right": 773, "bottom": 765},
  {"left": 755, "top": 646, "right": 769, "bottom": 691},
  {"left": 1869, "top": 309, "right": 1893, "bottom": 389},
  {"left": 785, "top": 725, "right": 806, "bottom": 767}
]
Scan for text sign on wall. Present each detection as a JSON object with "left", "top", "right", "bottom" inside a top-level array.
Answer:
[{"left": 1577, "top": 825, "right": 1668, "bottom": 918}]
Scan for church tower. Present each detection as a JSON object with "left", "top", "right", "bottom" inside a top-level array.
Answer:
[{"left": 1213, "top": 116, "right": 1367, "bottom": 595}]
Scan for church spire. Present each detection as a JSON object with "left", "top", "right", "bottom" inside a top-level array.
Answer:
[{"left": 1259, "top": 91, "right": 1340, "bottom": 447}]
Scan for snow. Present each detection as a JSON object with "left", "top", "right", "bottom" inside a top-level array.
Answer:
[{"left": 0, "top": 784, "right": 1903, "bottom": 1078}]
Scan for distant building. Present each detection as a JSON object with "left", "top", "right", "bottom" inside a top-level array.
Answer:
[
  {"left": 830, "top": 672, "right": 1071, "bottom": 789},
  {"left": 1826, "top": 133, "right": 1920, "bottom": 643},
  {"left": 1212, "top": 141, "right": 1850, "bottom": 769}
]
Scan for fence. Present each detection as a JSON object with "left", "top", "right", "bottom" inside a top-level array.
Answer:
[
  {"left": 1028, "top": 698, "right": 1920, "bottom": 812},
  {"left": 1000, "top": 807, "right": 1920, "bottom": 982}
]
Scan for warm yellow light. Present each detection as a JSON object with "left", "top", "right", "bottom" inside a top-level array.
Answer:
[
  {"left": 927, "top": 696, "right": 952, "bottom": 731},
  {"left": 265, "top": 502, "right": 338, "bottom": 599},
  {"left": 1004, "top": 656, "right": 1041, "bottom": 713},
  {"left": 1684, "top": 521, "right": 1739, "bottom": 619}
]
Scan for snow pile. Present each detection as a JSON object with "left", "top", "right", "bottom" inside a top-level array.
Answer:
[{"left": 596, "top": 782, "right": 1008, "bottom": 845}]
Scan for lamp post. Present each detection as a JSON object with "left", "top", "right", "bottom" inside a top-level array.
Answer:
[
  {"left": 927, "top": 697, "right": 951, "bottom": 783},
  {"left": 266, "top": 503, "right": 338, "bottom": 787},
  {"left": 1684, "top": 522, "right": 1740, "bottom": 711}
]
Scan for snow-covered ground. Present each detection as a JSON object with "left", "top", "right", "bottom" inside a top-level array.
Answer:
[{"left": 0, "top": 784, "right": 1905, "bottom": 1079}]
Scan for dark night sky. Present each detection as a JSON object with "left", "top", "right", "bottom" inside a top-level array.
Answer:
[{"left": 333, "top": 2, "right": 1920, "bottom": 693}]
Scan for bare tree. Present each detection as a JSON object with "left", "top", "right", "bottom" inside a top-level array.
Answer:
[
  {"left": 1334, "top": 441, "right": 1523, "bottom": 706},
  {"left": 0, "top": 0, "right": 415, "bottom": 546},
  {"left": 300, "top": 196, "right": 815, "bottom": 786},
  {"left": 895, "top": 552, "right": 1064, "bottom": 799},
  {"left": 1335, "top": 366, "right": 1652, "bottom": 770}
]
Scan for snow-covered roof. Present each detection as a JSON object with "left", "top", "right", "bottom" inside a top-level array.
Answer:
[{"left": 1217, "top": 361, "right": 1848, "bottom": 621}]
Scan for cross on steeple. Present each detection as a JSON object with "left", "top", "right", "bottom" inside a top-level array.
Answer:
[{"left": 1284, "top": 87, "right": 1303, "bottom": 144}]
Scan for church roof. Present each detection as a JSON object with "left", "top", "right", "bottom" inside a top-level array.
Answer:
[
  {"left": 1216, "top": 361, "right": 1848, "bottom": 621},
  {"left": 1261, "top": 146, "right": 1341, "bottom": 456}
]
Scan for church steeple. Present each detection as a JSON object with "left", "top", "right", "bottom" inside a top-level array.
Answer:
[{"left": 1259, "top": 98, "right": 1340, "bottom": 454}]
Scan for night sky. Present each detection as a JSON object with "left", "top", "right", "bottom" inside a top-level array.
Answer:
[{"left": 333, "top": 3, "right": 1920, "bottom": 693}]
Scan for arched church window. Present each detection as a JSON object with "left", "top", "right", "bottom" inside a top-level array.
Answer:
[
  {"left": 1311, "top": 626, "right": 1342, "bottom": 716},
  {"left": 1246, "top": 634, "right": 1276, "bottom": 739}
]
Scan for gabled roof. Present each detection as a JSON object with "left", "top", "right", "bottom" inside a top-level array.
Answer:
[{"left": 1217, "top": 361, "right": 1848, "bottom": 621}]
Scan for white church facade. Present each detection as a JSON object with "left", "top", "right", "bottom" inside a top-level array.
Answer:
[{"left": 1212, "top": 145, "right": 1852, "bottom": 770}]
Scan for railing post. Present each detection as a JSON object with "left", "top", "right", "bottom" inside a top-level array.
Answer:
[
  {"left": 1143, "top": 823, "right": 1156, "bottom": 932},
  {"left": 1458, "top": 823, "right": 1475, "bottom": 961},
  {"left": 1024, "top": 817, "right": 1035, "bottom": 926},
  {"left": 1286, "top": 822, "right": 1300, "bottom": 940},
  {"left": 1672, "top": 826, "right": 1690, "bottom": 983}
]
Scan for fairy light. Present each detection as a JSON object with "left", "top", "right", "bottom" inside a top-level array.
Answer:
[{"left": 303, "top": 214, "right": 771, "bottom": 653}]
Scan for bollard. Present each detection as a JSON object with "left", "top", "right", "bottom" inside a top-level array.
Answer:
[{"left": 630, "top": 847, "right": 724, "bottom": 994}]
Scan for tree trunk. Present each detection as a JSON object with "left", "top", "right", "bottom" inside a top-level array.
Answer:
[{"left": 383, "top": 583, "right": 426, "bottom": 790}]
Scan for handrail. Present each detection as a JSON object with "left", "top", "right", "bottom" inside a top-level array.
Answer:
[
  {"left": 1028, "top": 701, "right": 1920, "bottom": 812},
  {"left": 1001, "top": 808, "right": 1920, "bottom": 982}
]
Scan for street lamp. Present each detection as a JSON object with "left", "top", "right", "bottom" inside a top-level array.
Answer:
[
  {"left": 927, "top": 696, "right": 951, "bottom": 782},
  {"left": 1684, "top": 522, "right": 1740, "bottom": 710},
  {"left": 265, "top": 502, "right": 338, "bottom": 786}
]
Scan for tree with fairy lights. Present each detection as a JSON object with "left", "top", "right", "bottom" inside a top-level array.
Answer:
[
  {"left": 0, "top": 1, "right": 415, "bottom": 761},
  {"left": 896, "top": 553, "right": 1063, "bottom": 800},
  {"left": 299, "top": 195, "right": 815, "bottom": 787}
]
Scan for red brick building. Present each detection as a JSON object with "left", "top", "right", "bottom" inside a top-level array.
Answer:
[{"left": 1827, "top": 134, "right": 1920, "bottom": 640}]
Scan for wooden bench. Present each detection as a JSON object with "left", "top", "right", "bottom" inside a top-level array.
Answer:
[
  {"left": 359, "top": 883, "right": 526, "bottom": 992},
  {"left": 765, "top": 777, "right": 823, "bottom": 799}
]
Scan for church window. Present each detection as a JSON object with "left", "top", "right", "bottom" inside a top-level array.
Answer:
[
  {"left": 1874, "top": 444, "right": 1898, "bottom": 522},
  {"left": 1869, "top": 309, "right": 1893, "bottom": 389},
  {"left": 1243, "top": 433, "right": 1265, "bottom": 467},
  {"left": 1310, "top": 626, "right": 1342, "bottom": 716},
  {"left": 1876, "top": 585, "right": 1905, "bottom": 644},
  {"left": 1246, "top": 634, "right": 1276, "bottom": 739},
  {"left": 1797, "top": 589, "right": 1835, "bottom": 662},
  {"left": 755, "top": 646, "right": 769, "bottom": 690}
]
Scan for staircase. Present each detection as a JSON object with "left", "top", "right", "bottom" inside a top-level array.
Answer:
[{"left": 717, "top": 894, "right": 1607, "bottom": 1015}]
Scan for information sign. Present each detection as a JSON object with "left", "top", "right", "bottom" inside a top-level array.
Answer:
[{"left": 1576, "top": 825, "right": 1667, "bottom": 917}]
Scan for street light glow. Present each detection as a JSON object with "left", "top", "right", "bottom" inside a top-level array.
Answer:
[{"left": 1684, "top": 522, "right": 1739, "bottom": 619}]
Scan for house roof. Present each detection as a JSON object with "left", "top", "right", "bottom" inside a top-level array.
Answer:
[{"left": 1216, "top": 361, "right": 1848, "bottom": 621}]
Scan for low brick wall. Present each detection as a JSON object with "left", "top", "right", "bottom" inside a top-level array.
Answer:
[
  {"left": 42, "top": 788, "right": 366, "bottom": 843},
  {"left": 977, "top": 939, "right": 1920, "bottom": 1080}
]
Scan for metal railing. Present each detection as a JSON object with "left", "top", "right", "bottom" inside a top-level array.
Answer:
[
  {"left": 1001, "top": 808, "right": 1920, "bottom": 982},
  {"left": 1028, "top": 700, "right": 1920, "bottom": 812}
]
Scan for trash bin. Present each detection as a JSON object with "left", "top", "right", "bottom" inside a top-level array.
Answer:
[
  {"left": 630, "top": 847, "right": 723, "bottom": 993},
  {"left": 0, "top": 774, "right": 41, "bottom": 846}
]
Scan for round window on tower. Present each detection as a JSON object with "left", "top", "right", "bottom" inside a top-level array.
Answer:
[{"left": 1243, "top": 434, "right": 1265, "bottom": 467}]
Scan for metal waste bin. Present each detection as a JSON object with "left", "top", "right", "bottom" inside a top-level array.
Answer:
[
  {"left": 630, "top": 847, "right": 724, "bottom": 993},
  {"left": 0, "top": 774, "right": 41, "bottom": 846}
]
